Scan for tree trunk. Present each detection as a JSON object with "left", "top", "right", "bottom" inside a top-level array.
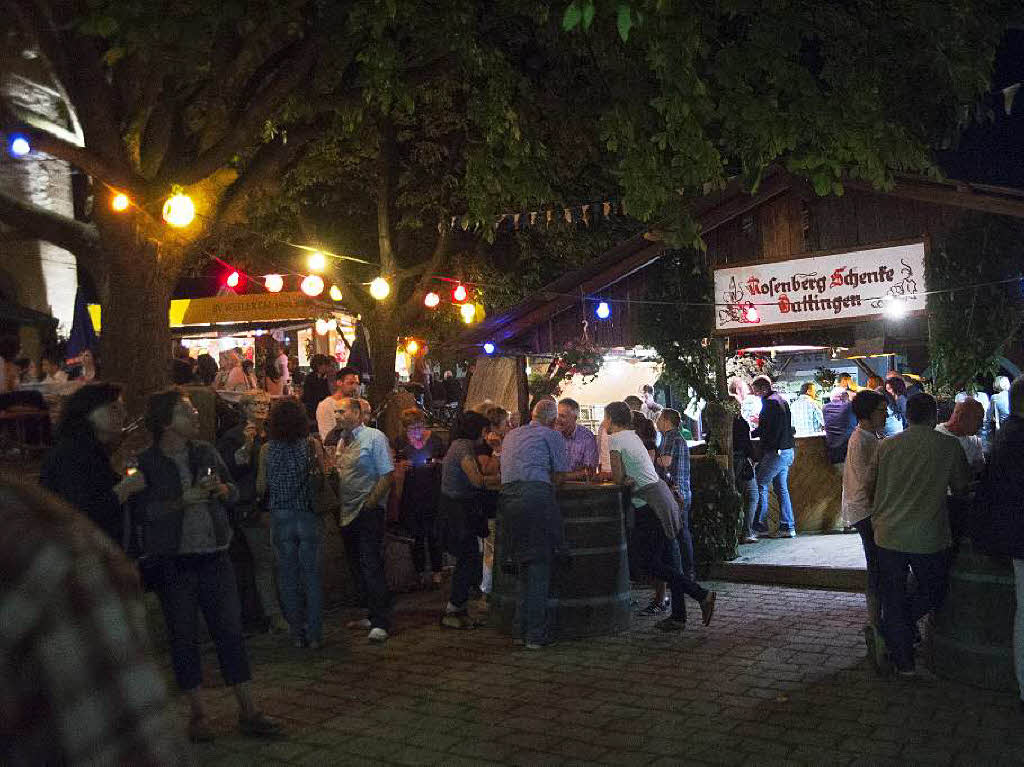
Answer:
[{"left": 365, "top": 311, "right": 399, "bottom": 408}]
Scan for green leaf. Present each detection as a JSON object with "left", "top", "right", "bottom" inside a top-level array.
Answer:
[
  {"left": 582, "top": 2, "right": 595, "bottom": 29},
  {"left": 562, "top": 2, "right": 582, "bottom": 31},
  {"left": 617, "top": 4, "right": 632, "bottom": 41}
]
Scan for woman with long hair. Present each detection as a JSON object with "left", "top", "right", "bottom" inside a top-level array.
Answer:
[
  {"left": 263, "top": 357, "right": 284, "bottom": 395},
  {"left": 130, "top": 389, "right": 281, "bottom": 742},
  {"left": 256, "top": 398, "right": 327, "bottom": 648}
]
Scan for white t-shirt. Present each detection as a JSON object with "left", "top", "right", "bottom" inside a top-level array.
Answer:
[
  {"left": 316, "top": 395, "right": 344, "bottom": 440},
  {"left": 276, "top": 353, "right": 290, "bottom": 384},
  {"left": 609, "top": 429, "right": 660, "bottom": 508}
]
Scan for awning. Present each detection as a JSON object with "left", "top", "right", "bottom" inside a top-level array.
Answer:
[
  {"left": 88, "top": 291, "right": 339, "bottom": 331},
  {"left": 0, "top": 299, "right": 57, "bottom": 326}
]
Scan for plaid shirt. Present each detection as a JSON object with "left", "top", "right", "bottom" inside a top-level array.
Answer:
[
  {"left": 790, "top": 394, "right": 824, "bottom": 436},
  {"left": 0, "top": 481, "right": 187, "bottom": 766},
  {"left": 656, "top": 429, "right": 692, "bottom": 511}
]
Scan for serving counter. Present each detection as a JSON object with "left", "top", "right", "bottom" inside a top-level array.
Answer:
[{"left": 761, "top": 433, "right": 844, "bottom": 533}]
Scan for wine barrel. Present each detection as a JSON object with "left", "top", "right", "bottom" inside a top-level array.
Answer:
[
  {"left": 930, "top": 537, "right": 1015, "bottom": 691},
  {"left": 489, "top": 482, "right": 631, "bottom": 640}
]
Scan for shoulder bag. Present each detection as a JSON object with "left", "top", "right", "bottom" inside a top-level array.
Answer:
[{"left": 307, "top": 436, "right": 339, "bottom": 516}]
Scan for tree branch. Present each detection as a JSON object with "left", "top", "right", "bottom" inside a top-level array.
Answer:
[
  {"left": 376, "top": 119, "right": 397, "bottom": 275},
  {"left": 399, "top": 224, "right": 449, "bottom": 326},
  {"left": 157, "top": 35, "right": 319, "bottom": 187},
  {"left": 0, "top": 188, "right": 102, "bottom": 263}
]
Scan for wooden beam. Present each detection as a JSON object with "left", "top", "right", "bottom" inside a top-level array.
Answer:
[
  {"left": 846, "top": 179, "right": 1024, "bottom": 219},
  {"left": 694, "top": 172, "right": 792, "bottom": 235}
]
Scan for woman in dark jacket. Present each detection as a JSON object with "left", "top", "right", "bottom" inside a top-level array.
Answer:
[
  {"left": 40, "top": 383, "right": 139, "bottom": 545},
  {"left": 128, "top": 389, "right": 281, "bottom": 743}
]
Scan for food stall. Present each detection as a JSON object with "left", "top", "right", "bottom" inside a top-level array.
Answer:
[{"left": 715, "top": 239, "right": 928, "bottom": 533}]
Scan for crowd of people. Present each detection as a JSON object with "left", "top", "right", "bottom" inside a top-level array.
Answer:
[{"left": 9, "top": 347, "right": 1024, "bottom": 761}]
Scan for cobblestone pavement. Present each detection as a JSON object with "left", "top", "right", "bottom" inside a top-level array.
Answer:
[{"left": 178, "top": 582, "right": 1023, "bottom": 766}]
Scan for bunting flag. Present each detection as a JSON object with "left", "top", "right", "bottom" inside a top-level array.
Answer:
[{"left": 454, "top": 197, "right": 627, "bottom": 232}]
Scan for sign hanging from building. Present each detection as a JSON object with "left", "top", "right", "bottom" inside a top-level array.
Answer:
[{"left": 713, "top": 241, "right": 926, "bottom": 333}]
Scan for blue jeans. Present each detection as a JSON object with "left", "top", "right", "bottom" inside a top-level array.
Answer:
[
  {"left": 272, "top": 511, "right": 323, "bottom": 643},
  {"left": 735, "top": 454, "right": 759, "bottom": 538},
  {"left": 877, "top": 546, "right": 951, "bottom": 672},
  {"left": 517, "top": 558, "right": 552, "bottom": 644},
  {"left": 345, "top": 507, "right": 393, "bottom": 631},
  {"left": 755, "top": 448, "right": 795, "bottom": 531},
  {"left": 677, "top": 499, "right": 695, "bottom": 579},
  {"left": 155, "top": 551, "right": 251, "bottom": 691}
]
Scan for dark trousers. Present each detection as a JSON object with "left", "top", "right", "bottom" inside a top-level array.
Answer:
[
  {"left": 636, "top": 507, "right": 707, "bottom": 621},
  {"left": 412, "top": 526, "right": 442, "bottom": 573},
  {"left": 517, "top": 558, "right": 552, "bottom": 644},
  {"left": 853, "top": 517, "right": 882, "bottom": 626},
  {"left": 877, "top": 546, "right": 951, "bottom": 672},
  {"left": 343, "top": 508, "right": 393, "bottom": 631},
  {"left": 677, "top": 500, "right": 695, "bottom": 580},
  {"left": 155, "top": 550, "right": 252, "bottom": 691},
  {"left": 450, "top": 529, "right": 482, "bottom": 609}
]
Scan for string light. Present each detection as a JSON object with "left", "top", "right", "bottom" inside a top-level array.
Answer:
[
  {"left": 405, "top": 339, "right": 420, "bottom": 355},
  {"left": 743, "top": 304, "right": 760, "bottom": 323},
  {"left": 315, "top": 318, "right": 330, "bottom": 335},
  {"left": 483, "top": 342, "right": 495, "bottom": 355},
  {"left": 369, "top": 277, "right": 390, "bottom": 300},
  {"left": 162, "top": 192, "right": 195, "bottom": 228},
  {"left": 8, "top": 135, "right": 30, "bottom": 157},
  {"left": 595, "top": 301, "right": 611, "bottom": 320},
  {"left": 226, "top": 271, "right": 240, "bottom": 288},
  {"left": 265, "top": 274, "right": 284, "bottom": 293},
  {"left": 308, "top": 251, "right": 327, "bottom": 272},
  {"left": 884, "top": 296, "right": 908, "bottom": 319},
  {"left": 301, "top": 274, "right": 324, "bottom": 297},
  {"left": 460, "top": 303, "right": 476, "bottom": 323},
  {"left": 424, "top": 291, "right": 440, "bottom": 309},
  {"left": 110, "top": 193, "right": 130, "bottom": 212},
  {"left": 452, "top": 284, "right": 468, "bottom": 303},
  {"left": 329, "top": 284, "right": 343, "bottom": 301}
]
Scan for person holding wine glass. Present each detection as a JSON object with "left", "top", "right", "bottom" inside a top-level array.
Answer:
[{"left": 126, "top": 389, "right": 282, "bottom": 743}]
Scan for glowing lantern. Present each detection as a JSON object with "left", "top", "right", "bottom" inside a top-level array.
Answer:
[
  {"left": 162, "top": 193, "right": 195, "bottom": 228},
  {"left": 111, "top": 193, "right": 130, "bottom": 212},
  {"left": 308, "top": 251, "right": 327, "bottom": 272},
  {"left": 8, "top": 135, "right": 30, "bottom": 157},
  {"left": 405, "top": 339, "right": 420, "bottom": 355},
  {"left": 424, "top": 291, "right": 440, "bottom": 309},
  {"left": 315, "top": 318, "right": 330, "bottom": 335},
  {"left": 460, "top": 303, "right": 476, "bottom": 324},
  {"left": 226, "top": 271, "right": 240, "bottom": 288},
  {"left": 595, "top": 301, "right": 610, "bottom": 320},
  {"left": 452, "top": 284, "right": 468, "bottom": 303},
  {"left": 264, "top": 274, "right": 284, "bottom": 293},
  {"left": 301, "top": 274, "right": 324, "bottom": 297},
  {"left": 369, "top": 277, "right": 390, "bottom": 300},
  {"left": 329, "top": 284, "right": 343, "bottom": 301},
  {"left": 483, "top": 342, "right": 495, "bottom": 355}
]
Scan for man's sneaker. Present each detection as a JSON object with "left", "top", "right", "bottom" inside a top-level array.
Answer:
[
  {"left": 440, "top": 612, "right": 476, "bottom": 630},
  {"left": 655, "top": 617, "right": 687, "bottom": 632},
  {"left": 753, "top": 523, "right": 770, "bottom": 535},
  {"left": 772, "top": 528, "right": 797, "bottom": 539},
  {"left": 346, "top": 618, "right": 371, "bottom": 629},
  {"left": 739, "top": 536, "right": 759, "bottom": 544},
  {"left": 368, "top": 627, "right": 389, "bottom": 643},
  {"left": 637, "top": 598, "right": 670, "bottom": 616}
]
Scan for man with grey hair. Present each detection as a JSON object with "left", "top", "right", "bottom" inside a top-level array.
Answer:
[
  {"left": 499, "top": 399, "right": 570, "bottom": 648},
  {"left": 975, "top": 375, "right": 1024, "bottom": 704},
  {"left": 555, "top": 397, "right": 598, "bottom": 480}
]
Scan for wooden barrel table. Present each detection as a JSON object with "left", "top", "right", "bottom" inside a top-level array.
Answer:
[
  {"left": 930, "top": 538, "right": 1015, "bottom": 691},
  {"left": 489, "top": 482, "right": 631, "bottom": 640}
]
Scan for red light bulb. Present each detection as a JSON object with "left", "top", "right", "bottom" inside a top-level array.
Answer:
[
  {"left": 226, "top": 271, "right": 240, "bottom": 288},
  {"left": 452, "top": 284, "right": 468, "bottom": 303}
]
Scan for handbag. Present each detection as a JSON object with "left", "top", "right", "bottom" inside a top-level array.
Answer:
[{"left": 307, "top": 436, "right": 338, "bottom": 516}]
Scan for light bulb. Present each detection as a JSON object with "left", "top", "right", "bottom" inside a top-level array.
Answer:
[
  {"left": 483, "top": 342, "right": 495, "bottom": 355},
  {"left": 460, "top": 303, "right": 476, "bottom": 324},
  {"left": 424, "top": 291, "right": 441, "bottom": 309},
  {"left": 884, "top": 297, "right": 908, "bottom": 320},
  {"left": 596, "top": 301, "right": 611, "bottom": 320},
  {"left": 315, "top": 319, "right": 330, "bottom": 335},
  {"left": 369, "top": 277, "right": 390, "bottom": 300},
  {"left": 405, "top": 339, "right": 420, "bottom": 355},
  {"left": 162, "top": 193, "right": 195, "bottom": 227},
  {"left": 452, "top": 284, "right": 468, "bottom": 303},
  {"left": 111, "top": 193, "right": 130, "bottom": 212},
  {"left": 308, "top": 251, "right": 327, "bottom": 272},
  {"left": 329, "top": 284, "right": 343, "bottom": 301},
  {"left": 744, "top": 304, "right": 760, "bottom": 323},
  {"left": 301, "top": 274, "right": 324, "bottom": 297},
  {"left": 265, "top": 274, "right": 284, "bottom": 293},
  {"left": 226, "top": 271, "right": 240, "bottom": 288},
  {"left": 8, "top": 135, "right": 30, "bottom": 157}
]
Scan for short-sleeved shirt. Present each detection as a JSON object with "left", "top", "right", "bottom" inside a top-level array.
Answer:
[
  {"left": 562, "top": 424, "right": 598, "bottom": 471},
  {"left": 335, "top": 425, "right": 394, "bottom": 526},
  {"left": 841, "top": 426, "right": 880, "bottom": 526},
  {"left": 609, "top": 429, "right": 660, "bottom": 509},
  {"left": 790, "top": 395, "right": 824, "bottom": 436},
  {"left": 441, "top": 439, "right": 480, "bottom": 499},
  {"left": 872, "top": 425, "right": 971, "bottom": 553},
  {"left": 500, "top": 421, "right": 569, "bottom": 485}
]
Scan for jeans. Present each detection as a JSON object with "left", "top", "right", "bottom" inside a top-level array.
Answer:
[
  {"left": 450, "top": 530, "right": 483, "bottom": 609},
  {"left": 755, "top": 448, "right": 795, "bottom": 531},
  {"left": 735, "top": 454, "right": 759, "bottom": 538},
  {"left": 853, "top": 517, "right": 881, "bottom": 627},
  {"left": 1014, "top": 559, "right": 1024, "bottom": 701},
  {"left": 677, "top": 500, "right": 695, "bottom": 579},
  {"left": 344, "top": 507, "right": 393, "bottom": 631},
  {"left": 155, "top": 551, "right": 252, "bottom": 691},
  {"left": 241, "top": 525, "right": 282, "bottom": 621},
  {"left": 272, "top": 511, "right": 323, "bottom": 643},
  {"left": 517, "top": 558, "right": 552, "bottom": 644},
  {"left": 877, "top": 546, "right": 951, "bottom": 672}
]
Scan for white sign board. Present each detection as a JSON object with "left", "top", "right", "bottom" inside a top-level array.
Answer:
[{"left": 713, "top": 241, "right": 926, "bottom": 332}]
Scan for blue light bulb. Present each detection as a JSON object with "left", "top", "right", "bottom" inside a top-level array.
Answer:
[
  {"left": 483, "top": 342, "right": 495, "bottom": 355},
  {"left": 9, "top": 135, "right": 30, "bottom": 157},
  {"left": 596, "top": 301, "right": 611, "bottom": 320}
]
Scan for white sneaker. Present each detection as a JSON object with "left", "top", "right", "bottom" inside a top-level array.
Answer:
[
  {"left": 367, "top": 627, "right": 389, "bottom": 643},
  {"left": 346, "top": 618, "right": 371, "bottom": 629}
]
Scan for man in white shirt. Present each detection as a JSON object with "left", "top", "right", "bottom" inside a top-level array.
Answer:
[
  {"left": 606, "top": 401, "right": 716, "bottom": 632},
  {"left": 315, "top": 367, "right": 361, "bottom": 441},
  {"left": 275, "top": 342, "right": 290, "bottom": 391},
  {"left": 842, "top": 389, "right": 887, "bottom": 644},
  {"left": 791, "top": 382, "right": 824, "bottom": 436},
  {"left": 41, "top": 355, "right": 68, "bottom": 384}
]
